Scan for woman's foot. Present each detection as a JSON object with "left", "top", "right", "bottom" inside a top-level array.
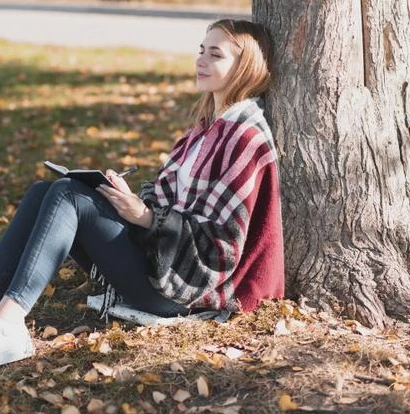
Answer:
[{"left": 0, "top": 319, "right": 34, "bottom": 365}]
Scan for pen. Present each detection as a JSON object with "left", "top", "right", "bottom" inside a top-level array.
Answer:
[{"left": 117, "top": 166, "right": 138, "bottom": 177}]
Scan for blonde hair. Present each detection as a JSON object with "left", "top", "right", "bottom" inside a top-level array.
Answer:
[{"left": 191, "top": 19, "right": 273, "bottom": 129}]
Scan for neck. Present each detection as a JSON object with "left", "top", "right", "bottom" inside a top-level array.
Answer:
[{"left": 213, "top": 93, "right": 222, "bottom": 116}]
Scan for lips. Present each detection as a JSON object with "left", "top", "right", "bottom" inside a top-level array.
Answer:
[{"left": 197, "top": 72, "right": 210, "bottom": 79}]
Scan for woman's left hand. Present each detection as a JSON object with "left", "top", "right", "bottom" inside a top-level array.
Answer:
[{"left": 96, "top": 170, "right": 153, "bottom": 228}]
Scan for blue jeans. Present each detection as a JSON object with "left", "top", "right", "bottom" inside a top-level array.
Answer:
[{"left": 0, "top": 178, "right": 188, "bottom": 317}]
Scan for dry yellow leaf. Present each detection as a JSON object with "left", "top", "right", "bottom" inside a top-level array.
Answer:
[
  {"left": 196, "top": 375, "right": 210, "bottom": 397},
  {"left": 62, "top": 386, "right": 76, "bottom": 401},
  {"left": 51, "top": 333, "right": 76, "bottom": 350},
  {"left": 173, "top": 389, "right": 191, "bottom": 402},
  {"left": 152, "top": 391, "right": 167, "bottom": 403},
  {"left": 150, "top": 140, "right": 170, "bottom": 152},
  {"left": 86, "top": 126, "right": 99, "bottom": 137},
  {"left": 338, "top": 396, "right": 360, "bottom": 404},
  {"left": 159, "top": 152, "right": 169, "bottom": 164},
  {"left": 89, "top": 337, "right": 112, "bottom": 354},
  {"left": 278, "top": 394, "right": 299, "bottom": 411},
  {"left": 92, "top": 362, "right": 114, "bottom": 377},
  {"left": 113, "top": 365, "right": 135, "bottom": 382},
  {"left": 348, "top": 343, "right": 362, "bottom": 353},
  {"left": 87, "top": 399, "right": 105, "bottom": 413},
  {"left": 121, "top": 403, "right": 138, "bottom": 414},
  {"left": 20, "top": 385, "right": 37, "bottom": 398},
  {"left": 59, "top": 267, "right": 76, "bottom": 280},
  {"left": 78, "top": 156, "right": 93, "bottom": 167},
  {"left": 287, "top": 318, "right": 307, "bottom": 332},
  {"left": 139, "top": 372, "right": 162, "bottom": 384},
  {"left": 279, "top": 302, "right": 295, "bottom": 317},
  {"left": 136, "top": 384, "right": 144, "bottom": 394},
  {"left": 43, "top": 283, "right": 56, "bottom": 298},
  {"left": 123, "top": 130, "right": 139, "bottom": 139},
  {"left": 84, "top": 368, "right": 99, "bottom": 383},
  {"left": 61, "top": 406, "right": 81, "bottom": 414},
  {"left": 224, "top": 347, "right": 244, "bottom": 360},
  {"left": 35, "top": 162, "right": 47, "bottom": 179},
  {"left": 51, "top": 365, "right": 73, "bottom": 374},
  {"left": 0, "top": 216, "right": 9, "bottom": 225},
  {"left": 274, "top": 319, "right": 291, "bottom": 336},
  {"left": 211, "top": 353, "right": 225, "bottom": 369},
  {"left": 39, "top": 391, "right": 64, "bottom": 407},
  {"left": 42, "top": 326, "right": 58, "bottom": 339}
]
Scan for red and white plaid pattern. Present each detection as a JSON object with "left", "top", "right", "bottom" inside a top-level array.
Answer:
[{"left": 136, "top": 98, "right": 284, "bottom": 312}]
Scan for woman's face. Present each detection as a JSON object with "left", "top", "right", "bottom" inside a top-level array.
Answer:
[{"left": 196, "top": 28, "right": 240, "bottom": 101}]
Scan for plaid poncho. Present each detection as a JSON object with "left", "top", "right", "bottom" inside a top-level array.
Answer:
[{"left": 130, "top": 97, "right": 284, "bottom": 312}]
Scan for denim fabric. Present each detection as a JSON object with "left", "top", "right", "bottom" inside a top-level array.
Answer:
[{"left": 0, "top": 178, "right": 188, "bottom": 317}]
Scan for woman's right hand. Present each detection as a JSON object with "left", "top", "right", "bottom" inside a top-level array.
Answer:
[{"left": 105, "top": 169, "right": 132, "bottom": 194}]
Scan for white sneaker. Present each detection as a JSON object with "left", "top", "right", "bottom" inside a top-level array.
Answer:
[{"left": 0, "top": 320, "right": 35, "bottom": 365}]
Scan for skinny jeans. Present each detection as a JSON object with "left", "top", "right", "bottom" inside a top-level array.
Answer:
[{"left": 0, "top": 178, "right": 188, "bottom": 317}]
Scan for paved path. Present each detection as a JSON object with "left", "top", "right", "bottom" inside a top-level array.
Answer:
[{"left": 0, "top": 3, "right": 250, "bottom": 54}]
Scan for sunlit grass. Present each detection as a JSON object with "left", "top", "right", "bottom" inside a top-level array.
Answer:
[{"left": 0, "top": 40, "right": 198, "bottom": 224}]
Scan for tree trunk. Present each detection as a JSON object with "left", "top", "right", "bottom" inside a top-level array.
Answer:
[{"left": 253, "top": 0, "right": 410, "bottom": 328}]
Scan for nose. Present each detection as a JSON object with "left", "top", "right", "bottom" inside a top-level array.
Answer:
[{"left": 196, "top": 54, "right": 206, "bottom": 68}]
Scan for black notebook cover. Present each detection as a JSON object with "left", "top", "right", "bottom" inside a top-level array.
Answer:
[{"left": 43, "top": 161, "right": 113, "bottom": 188}]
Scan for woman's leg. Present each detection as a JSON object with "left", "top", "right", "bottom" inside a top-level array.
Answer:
[
  {"left": 0, "top": 181, "right": 52, "bottom": 299},
  {"left": 4, "top": 177, "right": 187, "bottom": 317},
  {"left": 0, "top": 181, "right": 52, "bottom": 364}
]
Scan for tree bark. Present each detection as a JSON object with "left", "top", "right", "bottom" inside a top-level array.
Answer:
[{"left": 253, "top": 0, "right": 410, "bottom": 328}]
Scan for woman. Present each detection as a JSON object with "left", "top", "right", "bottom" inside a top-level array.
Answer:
[{"left": 0, "top": 19, "right": 284, "bottom": 365}]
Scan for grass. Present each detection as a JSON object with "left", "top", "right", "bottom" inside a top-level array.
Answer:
[{"left": 1, "top": 40, "right": 410, "bottom": 414}]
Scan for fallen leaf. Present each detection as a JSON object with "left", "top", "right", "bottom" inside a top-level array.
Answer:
[
  {"left": 347, "top": 343, "right": 362, "bottom": 353},
  {"left": 51, "top": 365, "right": 73, "bottom": 374},
  {"left": 170, "top": 362, "right": 185, "bottom": 372},
  {"left": 59, "top": 267, "right": 76, "bottom": 280},
  {"left": 173, "top": 389, "right": 191, "bottom": 402},
  {"left": 62, "top": 386, "right": 76, "bottom": 401},
  {"left": 43, "top": 283, "right": 56, "bottom": 297},
  {"left": 224, "top": 347, "right": 244, "bottom": 360},
  {"left": 278, "top": 394, "right": 299, "bottom": 411},
  {"left": 84, "top": 368, "right": 99, "bottom": 383},
  {"left": 61, "top": 406, "right": 81, "bottom": 414},
  {"left": 51, "top": 333, "right": 76, "bottom": 350},
  {"left": 89, "top": 336, "right": 112, "bottom": 354},
  {"left": 274, "top": 319, "right": 291, "bottom": 336},
  {"left": 113, "top": 365, "right": 135, "bottom": 382},
  {"left": 138, "top": 400, "right": 157, "bottom": 413},
  {"left": 139, "top": 372, "right": 162, "bottom": 384},
  {"left": 39, "top": 391, "right": 64, "bottom": 407},
  {"left": 86, "top": 126, "right": 99, "bottom": 137},
  {"left": 287, "top": 318, "right": 307, "bottom": 332},
  {"left": 42, "top": 326, "right": 58, "bottom": 339},
  {"left": 92, "top": 362, "right": 114, "bottom": 377},
  {"left": 337, "top": 396, "right": 360, "bottom": 404},
  {"left": 221, "top": 397, "right": 238, "bottom": 406},
  {"left": 152, "top": 391, "right": 167, "bottom": 403},
  {"left": 279, "top": 302, "right": 295, "bottom": 317},
  {"left": 20, "top": 385, "right": 37, "bottom": 398},
  {"left": 196, "top": 375, "right": 209, "bottom": 397},
  {"left": 121, "top": 402, "right": 138, "bottom": 414},
  {"left": 87, "top": 399, "right": 105, "bottom": 413}
]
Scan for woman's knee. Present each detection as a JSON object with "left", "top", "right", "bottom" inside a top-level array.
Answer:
[
  {"left": 24, "top": 181, "right": 52, "bottom": 201},
  {"left": 48, "top": 177, "right": 89, "bottom": 196}
]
